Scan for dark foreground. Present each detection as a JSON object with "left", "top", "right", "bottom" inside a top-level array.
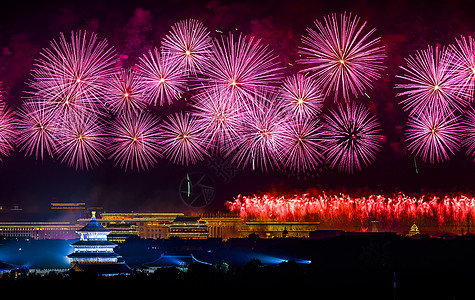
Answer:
[{"left": 1, "top": 233, "right": 474, "bottom": 299}]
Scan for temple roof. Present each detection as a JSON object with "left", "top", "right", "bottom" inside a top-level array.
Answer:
[
  {"left": 77, "top": 213, "right": 110, "bottom": 233},
  {"left": 70, "top": 240, "right": 117, "bottom": 247},
  {"left": 67, "top": 252, "right": 121, "bottom": 258},
  {"left": 69, "top": 262, "right": 132, "bottom": 275}
]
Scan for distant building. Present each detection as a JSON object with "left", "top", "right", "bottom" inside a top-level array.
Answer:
[
  {"left": 168, "top": 216, "right": 209, "bottom": 239},
  {"left": 0, "top": 221, "right": 78, "bottom": 239},
  {"left": 67, "top": 212, "right": 131, "bottom": 276},
  {"left": 238, "top": 221, "right": 321, "bottom": 238}
]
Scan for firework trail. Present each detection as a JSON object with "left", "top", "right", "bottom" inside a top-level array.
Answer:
[
  {"left": 396, "top": 45, "right": 469, "bottom": 117},
  {"left": 27, "top": 30, "right": 118, "bottom": 117},
  {"left": 161, "top": 18, "right": 212, "bottom": 75},
  {"left": 138, "top": 47, "right": 187, "bottom": 106},
  {"left": 108, "top": 112, "right": 162, "bottom": 171},
  {"left": 298, "top": 12, "right": 386, "bottom": 101},
  {"left": 160, "top": 112, "right": 208, "bottom": 166},
  {"left": 281, "top": 73, "right": 324, "bottom": 120},
  {"left": 17, "top": 100, "right": 59, "bottom": 160},
  {"left": 405, "top": 109, "right": 462, "bottom": 163},
  {"left": 56, "top": 113, "right": 107, "bottom": 170},
  {"left": 322, "top": 101, "right": 383, "bottom": 173},
  {"left": 200, "top": 33, "right": 283, "bottom": 102}
]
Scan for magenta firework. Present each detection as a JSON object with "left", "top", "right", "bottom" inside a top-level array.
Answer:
[
  {"left": 161, "top": 18, "right": 212, "bottom": 74},
  {"left": 406, "top": 109, "right": 462, "bottom": 163},
  {"left": 27, "top": 30, "right": 118, "bottom": 117},
  {"left": 108, "top": 113, "right": 162, "bottom": 171},
  {"left": 281, "top": 73, "right": 324, "bottom": 120},
  {"left": 322, "top": 102, "right": 383, "bottom": 173},
  {"left": 200, "top": 33, "right": 283, "bottom": 102},
  {"left": 298, "top": 12, "right": 386, "bottom": 101},
  {"left": 396, "top": 45, "right": 469, "bottom": 117},
  {"left": 104, "top": 68, "right": 147, "bottom": 116}
]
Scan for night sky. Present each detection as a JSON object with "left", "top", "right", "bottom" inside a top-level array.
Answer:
[{"left": 1, "top": 0, "right": 475, "bottom": 217}]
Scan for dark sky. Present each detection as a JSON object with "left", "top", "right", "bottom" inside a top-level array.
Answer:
[{"left": 1, "top": 0, "right": 475, "bottom": 216}]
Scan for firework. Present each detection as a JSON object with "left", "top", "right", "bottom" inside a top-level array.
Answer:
[
  {"left": 200, "top": 33, "right": 283, "bottom": 102},
  {"left": 160, "top": 112, "right": 208, "bottom": 166},
  {"left": 104, "top": 68, "right": 146, "bottom": 116},
  {"left": 323, "top": 102, "right": 383, "bottom": 173},
  {"left": 161, "top": 18, "right": 212, "bottom": 74},
  {"left": 27, "top": 30, "right": 118, "bottom": 116},
  {"left": 108, "top": 113, "right": 162, "bottom": 171},
  {"left": 0, "top": 101, "right": 17, "bottom": 160},
  {"left": 462, "top": 107, "right": 475, "bottom": 160},
  {"left": 448, "top": 35, "right": 475, "bottom": 100},
  {"left": 281, "top": 73, "right": 324, "bottom": 119},
  {"left": 191, "top": 86, "right": 242, "bottom": 155},
  {"left": 396, "top": 45, "right": 469, "bottom": 116},
  {"left": 137, "top": 47, "right": 187, "bottom": 106},
  {"left": 406, "top": 109, "right": 462, "bottom": 163},
  {"left": 280, "top": 117, "right": 326, "bottom": 175},
  {"left": 16, "top": 100, "right": 60, "bottom": 160},
  {"left": 225, "top": 193, "right": 475, "bottom": 229},
  {"left": 56, "top": 114, "right": 107, "bottom": 170},
  {"left": 231, "top": 90, "right": 287, "bottom": 172},
  {"left": 298, "top": 12, "right": 386, "bottom": 101}
]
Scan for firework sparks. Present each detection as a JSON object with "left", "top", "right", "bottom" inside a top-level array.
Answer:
[
  {"left": 161, "top": 18, "right": 212, "bottom": 74},
  {"left": 298, "top": 12, "right": 386, "bottom": 101},
  {"left": 104, "top": 68, "right": 147, "bottom": 116},
  {"left": 396, "top": 44, "right": 469, "bottom": 116},
  {"left": 281, "top": 73, "right": 324, "bottom": 119},
  {"left": 108, "top": 112, "right": 162, "bottom": 171},
  {"left": 138, "top": 47, "right": 187, "bottom": 106},
  {"left": 160, "top": 112, "right": 208, "bottom": 166},
  {"left": 406, "top": 109, "right": 462, "bottom": 163},
  {"left": 322, "top": 101, "right": 383, "bottom": 173}
]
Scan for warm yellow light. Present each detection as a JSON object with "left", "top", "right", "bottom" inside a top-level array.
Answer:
[
  {"left": 159, "top": 78, "right": 165, "bottom": 83},
  {"left": 132, "top": 136, "right": 138, "bottom": 142},
  {"left": 230, "top": 80, "right": 237, "bottom": 86},
  {"left": 433, "top": 84, "right": 439, "bottom": 91},
  {"left": 182, "top": 134, "right": 189, "bottom": 139},
  {"left": 185, "top": 50, "right": 191, "bottom": 56},
  {"left": 339, "top": 59, "right": 345, "bottom": 64},
  {"left": 124, "top": 92, "right": 129, "bottom": 98},
  {"left": 431, "top": 128, "right": 436, "bottom": 134},
  {"left": 76, "top": 77, "right": 81, "bottom": 83},
  {"left": 297, "top": 97, "right": 304, "bottom": 105}
]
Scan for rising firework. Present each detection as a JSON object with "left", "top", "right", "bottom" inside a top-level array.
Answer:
[
  {"left": 396, "top": 45, "right": 469, "bottom": 117},
  {"left": 280, "top": 73, "right": 324, "bottom": 120},
  {"left": 405, "top": 109, "right": 462, "bottom": 163},
  {"left": 108, "top": 112, "right": 162, "bottom": 171},
  {"left": 161, "top": 18, "right": 212, "bottom": 75},
  {"left": 200, "top": 33, "right": 283, "bottom": 102},
  {"left": 160, "top": 112, "right": 208, "bottom": 166},
  {"left": 27, "top": 30, "right": 118, "bottom": 117},
  {"left": 298, "top": 12, "right": 386, "bottom": 101},
  {"left": 322, "top": 101, "right": 383, "bottom": 173},
  {"left": 16, "top": 100, "right": 59, "bottom": 160},
  {"left": 137, "top": 47, "right": 187, "bottom": 106}
]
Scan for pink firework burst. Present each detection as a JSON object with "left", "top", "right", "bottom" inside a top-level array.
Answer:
[
  {"left": 461, "top": 107, "right": 475, "bottom": 160},
  {"left": 104, "top": 68, "right": 146, "bottom": 116},
  {"left": 231, "top": 89, "right": 287, "bottom": 172},
  {"left": 406, "top": 109, "right": 462, "bottom": 163},
  {"left": 200, "top": 33, "right": 283, "bottom": 102},
  {"left": 108, "top": 112, "right": 162, "bottom": 171},
  {"left": 323, "top": 102, "right": 383, "bottom": 173},
  {"left": 28, "top": 30, "right": 118, "bottom": 116},
  {"left": 191, "top": 86, "right": 242, "bottom": 155},
  {"left": 137, "top": 47, "right": 187, "bottom": 106},
  {"left": 281, "top": 73, "right": 324, "bottom": 119},
  {"left": 160, "top": 112, "right": 208, "bottom": 166},
  {"left": 280, "top": 117, "right": 326, "bottom": 175},
  {"left": 17, "top": 100, "right": 60, "bottom": 160},
  {"left": 396, "top": 45, "right": 469, "bottom": 117},
  {"left": 298, "top": 12, "right": 386, "bottom": 101},
  {"left": 448, "top": 35, "right": 475, "bottom": 100},
  {"left": 161, "top": 18, "right": 212, "bottom": 74},
  {"left": 0, "top": 101, "right": 17, "bottom": 160},
  {"left": 55, "top": 114, "right": 107, "bottom": 170}
]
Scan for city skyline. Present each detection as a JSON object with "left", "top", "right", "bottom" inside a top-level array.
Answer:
[{"left": 0, "top": 0, "right": 475, "bottom": 216}]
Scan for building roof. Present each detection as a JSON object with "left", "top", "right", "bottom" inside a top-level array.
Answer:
[
  {"left": 70, "top": 240, "right": 117, "bottom": 247},
  {"left": 67, "top": 252, "right": 121, "bottom": 259},
  {"left": 77, "top": 213, "right": 110, "bottom": 233},
  {"left": 69, "top": 262, "right": 132, "bottom": 275}
]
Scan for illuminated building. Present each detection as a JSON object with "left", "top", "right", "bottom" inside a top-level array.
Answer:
[
  {"left": 201, "top": 214, "right": 242, "bottom": 240},
  {"left": 67, "top": 212, "right": 131, "bottom": 275},
  {"left": 0, "top": 222, "right": 79, "bottom": 239},
  {"left": 168, "top": 216, "right": 209, "bottom": 239},
  {"left": 238, "top": 221, "right": 321, "bottom": 238},
  {"left": 50, "top": 202, "right": 86, "bottom": 210}
]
